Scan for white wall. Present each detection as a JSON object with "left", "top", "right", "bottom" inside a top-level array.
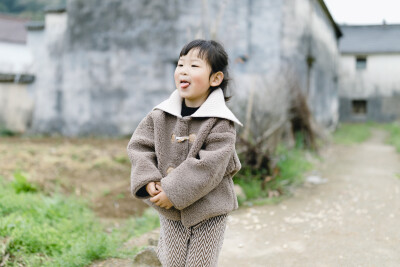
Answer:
[
  {"left": 27, "top": 12, "right": 68, "bottom": 134},
  {"left": 281, "top": 0, "right": 340, "bottom": 129},
  {"left": 0, "top": 83, "right": 34, "bottom": 132},
  {"left": 0, "top": 42, "right": 33, "bottom": 73},
  {"left": 0, "top": 29, "right": 34, "bottom": 132},
  {"left": 339, "top": 54, "right": 400, "bottom": 98}
]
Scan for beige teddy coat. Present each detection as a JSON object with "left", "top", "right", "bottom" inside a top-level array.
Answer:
[{"left": 127, "top": 88, "right": 242, "bottom": 227}]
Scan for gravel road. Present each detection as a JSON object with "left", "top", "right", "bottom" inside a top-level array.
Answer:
[{"left": 219, "top": 129, "right": 400, "bottom": 267}]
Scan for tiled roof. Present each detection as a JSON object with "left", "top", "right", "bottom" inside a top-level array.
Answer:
[
  {"left": 339, "top": 24, "right": 400, "bottom": 54},
  {"left": 0, "top": 14, "right": 29, "bottom": 44}
]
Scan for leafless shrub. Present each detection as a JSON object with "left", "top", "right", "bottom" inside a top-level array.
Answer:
[{"left": 234, "top": 66, "right": 321, "bottom": 182}]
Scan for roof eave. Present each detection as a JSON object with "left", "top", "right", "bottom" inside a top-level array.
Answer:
[
  {"left": 44, "top": 5, "right": 67, "bottom": 14},
  {"left": 318, "top": 0, "right": 343, "bottom": 39},
  {"left": 340, "top": 51, "right": 400, "bottom": 55}
]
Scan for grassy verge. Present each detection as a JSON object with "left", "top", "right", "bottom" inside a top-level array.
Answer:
[
  {"left": 380, "top": 123, "right": 400, "bottom": 153},
  {"left": 234, "top": 145, "right": 315, "bottom": 206},
  {"left": 333, "top": 122, "right": 400, "bottom": 151},
  {"left": 0, "top": 173, "right": 159, "bottom": 267},
  {"left": 333, "top": 122, "right": 374, "bottom": 144}
]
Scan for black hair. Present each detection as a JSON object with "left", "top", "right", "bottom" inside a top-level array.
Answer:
[{"left": 179, "top": 39, "right": 231, "bottom": 101}]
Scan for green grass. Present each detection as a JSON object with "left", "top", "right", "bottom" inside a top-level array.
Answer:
[
  {"left": 11, "top": 171, "right": 38, "bottom": 194},
  {"left": 333, "top": 122, "right": 373, "bottom": 144},
  {"left": 0, "top": 175, "right": 159, "bottom": 267},
  {"left": 333, "top": 122, "right": 400, "bottom": 151},
  {"left": 124, "top": 209, "right": 160, "bottom": 238},
  {"left": 380, "top": 123, "right": 400, "bottom": 153},
  {"left": 234, "top": 145, "right": 314, "bottom": 206},
  {"left": 0, "top": 126, "right": 16, "bottom": 137}
]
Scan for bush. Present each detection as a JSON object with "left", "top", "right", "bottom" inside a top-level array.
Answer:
[
  {"left": 0, "top": 127, "right": 16, "bottom": 137},
  {"left": 234, "top": 145, "right": 314, "bottom": 205}
]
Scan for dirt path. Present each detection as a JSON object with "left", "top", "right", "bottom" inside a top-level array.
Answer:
[{"left": 219, "top": 129, "right": 400, "bottom": 266}]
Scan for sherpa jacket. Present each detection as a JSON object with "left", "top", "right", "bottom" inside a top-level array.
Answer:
[{"left": 127, "top": 88, "right": 242, "bottom": 227}]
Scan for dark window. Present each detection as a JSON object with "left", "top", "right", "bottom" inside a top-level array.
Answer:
[
  {"left": 356, "top": 56, "right": 367, "bottom": 70},
  {"left": 352, "top": 100, "right": 367, "bottom": 114}
]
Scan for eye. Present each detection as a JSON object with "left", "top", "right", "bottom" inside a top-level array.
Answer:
[
  {"left": 177, "top": 64, "right": 183, "bottom": 67},
  {"left": 191, "top": 65, "right": 199, "bottom": 68}
]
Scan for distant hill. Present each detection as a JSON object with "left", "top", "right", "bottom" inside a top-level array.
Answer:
[{"left": 0, "top": 0, "right": 66, "bottom": 20}]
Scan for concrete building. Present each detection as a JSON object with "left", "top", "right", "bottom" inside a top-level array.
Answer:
[
  {"left": 26, "top": 0, "right": 342, "bottom": 136},
  {"left": 0, "top": 14, "right": 34, "bottom": 133},
  {"left": 339, "top": 24, "right": 400, "bottom": 122}
]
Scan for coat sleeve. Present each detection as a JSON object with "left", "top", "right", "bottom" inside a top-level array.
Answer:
[
  {"left": 161, "top": 119, "right": 238, "bottom": 210},
  {"left": 127, "top": 112, "right": 163, "bottom": 199}
]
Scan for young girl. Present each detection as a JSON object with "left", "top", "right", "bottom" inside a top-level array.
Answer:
[{"left": 127, "top": 39, "right": 242, "bottom": 267}]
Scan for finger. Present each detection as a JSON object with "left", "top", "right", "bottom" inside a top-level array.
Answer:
[
  {"left": 150, "top": 183, "right": 158, "bottom": 194},
  {"left": 147, "top": 182, "right": 156, "bottom": 196},
  {"left": 155, "top": 184, "right": 163, "bottom": 191},
  {"left": 150, "top": 195, "right": 159, "bottom": 203}
]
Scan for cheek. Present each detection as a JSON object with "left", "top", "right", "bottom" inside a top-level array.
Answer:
[
  {"left": 174, "top": 69, "right": 179, "bottom": 84},
  {"left": 192, "top": 71, "right": 210, "bottom": 87}
]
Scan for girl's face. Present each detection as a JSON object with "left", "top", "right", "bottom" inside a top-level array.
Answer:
[{"left": 174, "top": 49, "right": 223, "bottom": 107}]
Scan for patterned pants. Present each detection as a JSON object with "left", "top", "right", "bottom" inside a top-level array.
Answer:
[{"left": 157, "top": 214, "right": 228, "bottom": 267}]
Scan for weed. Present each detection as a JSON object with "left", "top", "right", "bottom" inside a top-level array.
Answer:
[
  {"left": 11, "top": 171, "right": 38, "bottom": 194},
  {"left": 0, "top": 125, "right": 16, "bottom": 137},
  {"left": 113, "top": 156, "right": 129, "bottom": 165},
  {"left": 234, "top": 145, "right": 314, "bottom": 205},
  {"left": 102, "top": 189, "right": 111, "bottom": 196},
  {"left": 114, "top": 193, "right": 125, "bottom": 200},
  {"left": 91, "top": 161, "right": 109, "bottom": 169}
]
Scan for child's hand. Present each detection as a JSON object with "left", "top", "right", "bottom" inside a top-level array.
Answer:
[
  {"left": 150, "top": 190, "right": 174, "bottom": 209},
  {"left": 146, "top": 182, "right": 161, "bottom": 197}
]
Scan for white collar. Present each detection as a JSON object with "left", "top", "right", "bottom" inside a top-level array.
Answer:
[{"left": 153, "top": 88, "right": 243, "bottom": 126}]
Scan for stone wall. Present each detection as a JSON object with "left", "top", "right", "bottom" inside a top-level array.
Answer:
[
  {"left": 27, "top": 0, "right": 340, "bottom": 136},
  {"left": 280, "top": 0, "right": 340, "bottom": 129}
]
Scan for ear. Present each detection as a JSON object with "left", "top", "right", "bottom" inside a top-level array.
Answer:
[{"left": 210, "top": 71, "right": 224, "bottom": 87}]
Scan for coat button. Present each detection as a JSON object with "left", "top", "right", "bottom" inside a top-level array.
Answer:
[
  {"left": 189, "top": 133, "right": 196, "bottom": 143},
  {"left": 166, "top": 167, "right": 174, "bottom": 174}
]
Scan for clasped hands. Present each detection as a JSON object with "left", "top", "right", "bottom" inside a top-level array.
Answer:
[{"left": 146, "top": 181, "right": 174, "bottom": 209}]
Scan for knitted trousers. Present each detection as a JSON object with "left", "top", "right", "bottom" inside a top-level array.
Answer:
[{"left": 157, "top": 214, "right": 228, "bottom": 267}]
